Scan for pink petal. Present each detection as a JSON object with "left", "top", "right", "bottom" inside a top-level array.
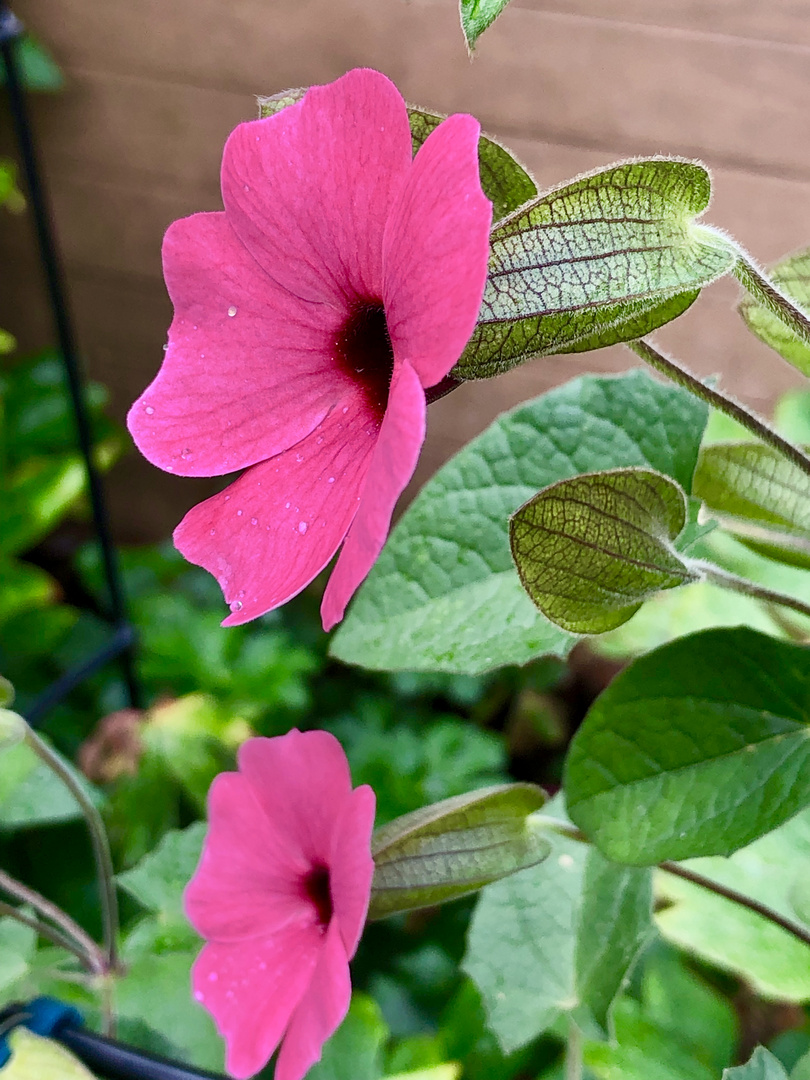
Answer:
[
  {"left": 173, "top": 396, "right": 380, "bottom": 626},
  {"left": 192, "top": 924, "right": 321, "bottom": 1080},
  {"left": 184, "top": 772, "right": 315, "bottom": 943},
  {"left": 237, "top": 732, "right": 355, "bottom": 869},
  {"left": 382, "top": 113, "right": 492, "bottom": 389},
  {"left": 329, "top": 785, "right": 376, "bottom": 959},
  {"left": 222, "top": 69, "right": 412, "bottom": 306},
  {"left": 321, "top": 360, "right": 426, "bottom": 630},
  {"left": 275, "top": 921, "right": 352, "bottom": 1080},
  {"left": 128, "top": 213, "right": 350, "bottom": 478}
]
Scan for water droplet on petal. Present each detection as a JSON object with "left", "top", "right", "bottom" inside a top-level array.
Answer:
[
  {"left": 298, "top": 521, "right": 308, "bottom": 534},
  {"left": 145, "top": 405, "right": 154, "bottom": 415},
  {"left": 316, "top": 436, "right": 323, "bottom": 445},
  {"left": 285, "top": 501, "right": 291, "bottom": 509},
  {"left": 342, "top": 406, "right": 348, "bottom": 414},
  {"left": 162, "top": 344, "right": 169, "bottom": 351},
  {"left": 295, "top": 453, "right": 303, "bottom": 463},
  {"left": 208, "top": 972, "right": 218, "bottom": 983},
  {"left": 244, "top": 182, "right": 251, "bottom": 190},
  {"left": 250, "top": 517, "right": 257, "bottom": 525},
  {"left": 228, "top": 306, "right": 237, "bottom": 317},
  {"left": 209, "top": 529, "right": 216, "bottom": 536},
  {"left": 229, "top": 600, "right": 243, "bottom": 613},
  {"left": 327, "top": 476, "right": 335, "bottom": 484},
  {"left": 224, "top": 494, "right": 231, "bottom": 501},
  {"left": 194, "top": 990, "right": 204, "bottom": 1002},
  {"left": 237, "top": 509, "right": 243, "bottom": 516}
]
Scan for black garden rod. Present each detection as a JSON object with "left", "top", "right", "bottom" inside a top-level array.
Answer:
[{"left": 0, "top": 2, "right": 141, "bottom": 711}]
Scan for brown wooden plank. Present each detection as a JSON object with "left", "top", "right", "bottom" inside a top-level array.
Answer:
[
  {"left": 404, "top": 3, "right": 810, "bottom": 180},
  {"left": 510, "top": 0, "right": 810, "bottom": 48}
]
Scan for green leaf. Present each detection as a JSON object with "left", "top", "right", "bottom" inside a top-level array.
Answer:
[
  {"left": 510, "top": 468, "right": 697, "bottom": 634},
  {"left": 693, "top": 442, "right": 810, "bottom": 569},
  {"left": 0, "top": 709, "right": 26, "bottom": 752},
  {"left": 775, "top": 389, "right": 810, "bottom": 445},
  {"left": 257, "top": 90, "right": 536, "bottom": 222},
  {"left": 641, "top": 946, "right": 737, "bottom": 1073},
  {"left": 308, "top": 994, "right": 388, "bottom": 1080},
  {"left": 455, "top": 160, "right": 735, "bottom": 379},
  {"left": 0, "top": 558, "right": 57, "bottom": 624},
  {"left": 583, "top": 997, "right": 716, "bottom": 1080},
  {"left": 369, "top": 784, "right": 549, "bottom": 919},
  {"left": 656, "top": 808, "right": 810, "bottom": 1003},
  {"left": 1, "top": 36, "right": 65, "bottom": 92},
  {"left": 740, "top": 249, "right": 810, "bottom": 376},
  {"left": 0, "top": 739, "right": 100, "bottom": 830},
  {"left": 331, "top": 370, "right": 708, "bottom": 674},
  {"left": 565, "top": 627, "right": 810, "bottom": 863},
  {"left": 460, "top": 0, "right": 512, "bottom": 49},
  {"left": 0, "top": 917, "right": 36, "bottom": 996},
  {"left": 115, "top": 950, "right": 223, "bottom": 1071},
  {"left": 117, "top": 822, "right": 205, "bottom": 914},
  {"left": 461, "top": 829, "right": 586, "bottom": 1052},
  {"left": 0, "top": 677, "right": 13, "bottom": 708},
  {"left": 574, "top": 851, "right": 653, "bottom": 1035},
  {"left": 723, "top": 1048, "right": 790, "bottom": 1080},
  {"left": 793, "top": 1050, "right": 810, "bottom": 1080}
]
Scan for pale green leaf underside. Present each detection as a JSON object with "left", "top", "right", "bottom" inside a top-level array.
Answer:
[
  {"left": 510, "top": 468, "right": 695, "bottom": 634},
  {"left": 740, "top": 249, "right": 810, "bottom": 376},
  {"left": 330, "top": 371, "right": 708, "bottom": 674},
  {"left": 369, "top": 784, "right": 549, "bottom": 918},
  {"left": 258, "top": 91, "right": 536, "bottom": 223},
  {"left": 462, "top": 831, "right": 586, "bottom": 1052},
  {"left": 694, "top": 441, "right": 810, "bottom": 568},
  {"left": 456, "top": 159, "right": 735, "bottom": 379},
  {"left": 460, "top": 0, "right": 512, "bottom": 49},
  {"left": 657, "top": 809, "right": 810, "bottom": 1004},
  {"left": 565, "top": 627, "right": 810, "bottom": 864}
]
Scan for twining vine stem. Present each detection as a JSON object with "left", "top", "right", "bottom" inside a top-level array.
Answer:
[
  {"left": 539, "top": 820, "right": 810, "bottom": 950},
  {"left": 0, "top": 899, "right": 89, "bottom": 968},
  {"left": 23, "top": 726, "right": 120, "bottom": 973},
  {"left": 625, "top": 338, "right": 810, "bottom": 481}
]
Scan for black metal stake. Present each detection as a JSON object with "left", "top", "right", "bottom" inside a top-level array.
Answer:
[{"left": 0, "top": 3, "right": 141, "bottom": 713}]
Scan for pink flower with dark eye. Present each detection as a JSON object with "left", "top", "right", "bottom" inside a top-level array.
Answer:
[
  {"left": 185, "top": 730, "right": 376, "bottom": 1080},
  {"left": 127, "top": 67, "right": 492, "bottom": 630}
]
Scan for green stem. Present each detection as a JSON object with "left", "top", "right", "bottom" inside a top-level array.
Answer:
[
  {"left": 537, "top": 818, "right": 810, "bottom": 950},
  {"left": 691, "top": 559, "right": 810, "bottom": 621},
  {"left": 565, "top": 1019, "right": 583, "bottom": 1080},
  {"left": 626, "top": 338, "right": 810, "bottom": 481},
  {"left": 23, "top": 726, "right": 120, "bottom": 972},
  {"left": 0, "top": 868, "right": 105, "bottom": 974},
  {"left": 0, "top": 899, "right": 91, "bottom": 970}
]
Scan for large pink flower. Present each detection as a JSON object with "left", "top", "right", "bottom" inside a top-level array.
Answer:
[
  {"left": 127, "top": 68, "right": 492, "bottom": 630},
  {"left": 185, "top": 730, "right": 376, "bottom": 1080}
]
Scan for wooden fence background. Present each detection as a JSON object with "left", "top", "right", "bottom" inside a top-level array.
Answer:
[{"left": 2, "top": 0, "right": 809, "bottom": 539}]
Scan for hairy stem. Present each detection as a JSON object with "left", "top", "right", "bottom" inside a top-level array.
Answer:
[
  {"left": 23, "top": 726, "right": 120, "bottom": 972},
  {"left": 0, "top": 868, "right": 105, "bottom": 974},
  {"left": 626, "top": 338, "right": 810, "bottom": 480},
  {"left": 731, "top": 246, "right": 810, "bottom": 357},
  {"left": 537, "top": 819, "right": 810, "bottom": 951},
  {"left": 692, "top": 560, "right": 810, "bottom": 621}
]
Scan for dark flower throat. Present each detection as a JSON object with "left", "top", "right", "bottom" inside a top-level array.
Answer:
[
  {"left": 337, "top": 302, "right": 395, "bottom": 413},
  {"left": 304, "top": 863, "right": 333, "bottom": 928}
]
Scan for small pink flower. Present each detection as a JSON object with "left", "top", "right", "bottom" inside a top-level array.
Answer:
[
  {"left": 127, "top": 67, "right": 491, "bottom": 630},
  {"left": 185, "top": 730, "right": 376, "bottom": 1080}
]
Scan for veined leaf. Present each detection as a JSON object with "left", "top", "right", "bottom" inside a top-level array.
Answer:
[
  {"left": 739, "top": 248, "right": 810, "bottom": 376},
  {"left": 460, "top": 0, "right": 513, "bottom": 49},
  {"left": 510, "top": 468, "right": 697, "bottom": 634},
  {"left": 456, "top": 159, "right": 735, "bottom": 379}
]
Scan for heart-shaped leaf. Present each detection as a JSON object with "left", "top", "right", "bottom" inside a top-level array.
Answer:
[
  {"left": 455, "top": 159, "right": 735, "bottom": 379},
  {"left": 510, "top": 468, "right": 697, "bottom": 634},
  {"left": 460, "top": 0, "right": 513, "bottom": 49},
  {"left": 330, "top": 371, "right": 708, "bottom": 674},
  {"left": 565, "top": 627, "right": 810, "bottom": 864}
]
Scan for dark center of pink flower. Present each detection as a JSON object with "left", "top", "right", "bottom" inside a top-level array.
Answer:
[
  {"left": 304, "top": 862, "right": 333, "bottom": 928},
  {"left": 336, "top": 302, "right": 395, "bottom": 413}
]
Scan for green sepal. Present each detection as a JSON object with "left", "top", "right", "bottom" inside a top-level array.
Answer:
[
  {"left": 455, "top": 159, "right": 735, "bottom": 379},
  {"left": 510, "top": 468, "right": 698, "bottom": 634},
  {"left": 368, "top": 783, "right": 549, "bottom": 919}
]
